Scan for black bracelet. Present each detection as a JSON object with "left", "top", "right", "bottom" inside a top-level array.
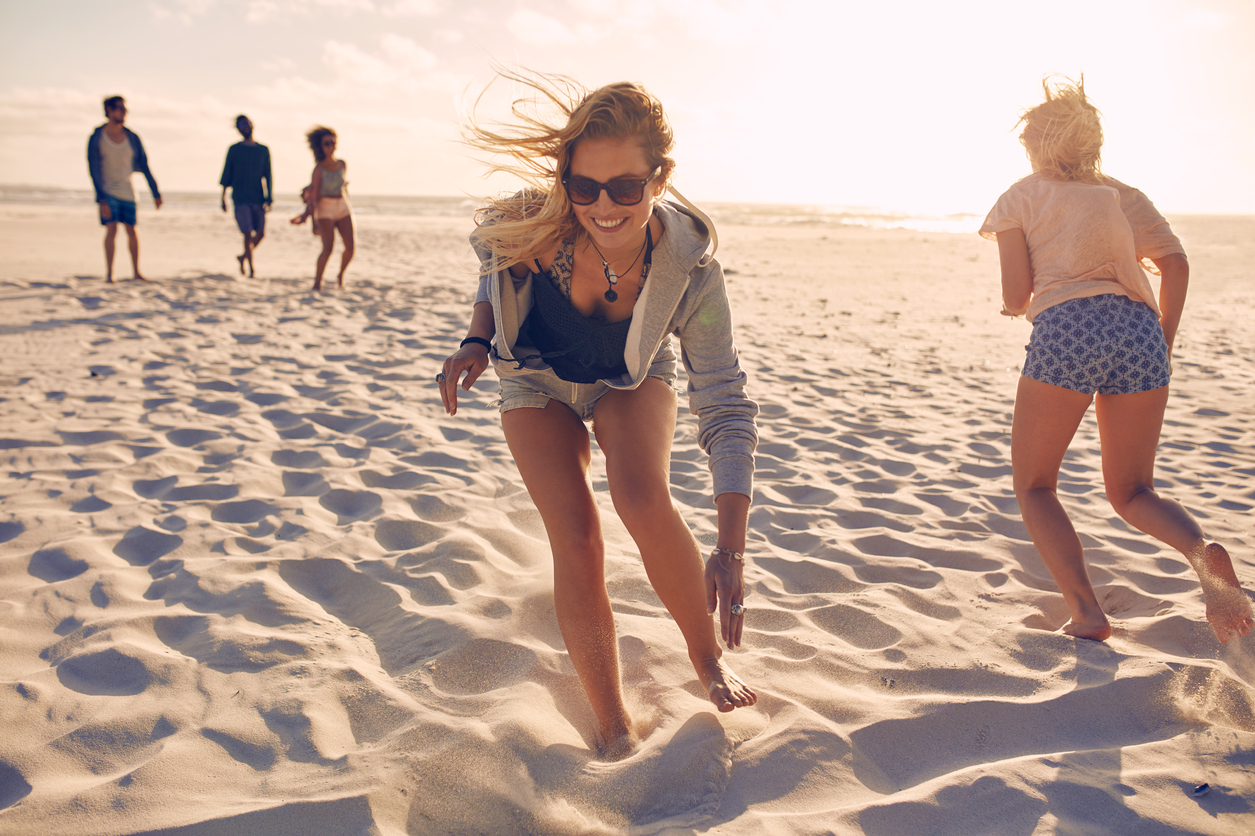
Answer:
[{"left": 460, "top": 336, "right": 492, "bottom": 351}]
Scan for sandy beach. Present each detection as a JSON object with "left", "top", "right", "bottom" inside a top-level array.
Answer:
[{"left": 1, "top": 198, "right": 1252, "bottom": 835}]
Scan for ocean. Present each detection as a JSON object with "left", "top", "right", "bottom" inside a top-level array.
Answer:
[{"left": 0, "top": 184, "right": 984, "bottom": 235}]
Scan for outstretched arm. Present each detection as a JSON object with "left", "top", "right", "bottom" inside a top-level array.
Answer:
[
  {"left": 439, "top": 301, "right": 496, "bottom": 416},
  {"left": 996, "top": 228, "right": 1032, "bottom": 316},
  {"left": 705, "top": 491, "right": 750, "bottom": 648}
]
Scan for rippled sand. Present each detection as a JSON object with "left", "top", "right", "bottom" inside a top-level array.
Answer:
[{"left": 1, "top": 204, "right": 1252, "bottom": 834}]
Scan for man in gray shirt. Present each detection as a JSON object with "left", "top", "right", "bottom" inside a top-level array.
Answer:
[
  {"left": 219, "top": 115, "right": 273, "bottom": 278},
  {"left": 86, "top": 96, "right": 162, "bottom": 282}
]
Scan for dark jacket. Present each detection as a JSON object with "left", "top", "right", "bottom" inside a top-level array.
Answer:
[{"left": 87, "top": 124, "right": 161, "bottom": 203}]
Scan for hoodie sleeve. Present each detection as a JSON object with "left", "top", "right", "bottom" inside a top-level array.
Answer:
[
  {"left": 675, "top": 261, "right": 758, "bottom": 501},
  {"left": 87, "top": 129, "right": 106, "bottom": 203}
]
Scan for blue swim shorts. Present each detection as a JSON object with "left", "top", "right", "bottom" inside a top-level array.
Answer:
[
  {"left": 1023, "top": 294, "right": 1170, "bottom": 395},
  {"left": 234, "top": 203, "right": 267, "bottom": 234},
  {"left": 99, "top": 195, "right": 137, "bottom": 227}
]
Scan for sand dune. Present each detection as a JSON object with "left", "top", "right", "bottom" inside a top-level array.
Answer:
[{"left": 1, "top": 202, "right": 1252, "bottom": 834}]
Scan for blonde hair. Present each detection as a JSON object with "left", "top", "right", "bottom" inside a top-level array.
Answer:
[
  {"left": 1018, "top": 75, "right": 1104, "bottom": 184},
  {"left": 466, "top": 68, "right": 675, "bottom": 273}
]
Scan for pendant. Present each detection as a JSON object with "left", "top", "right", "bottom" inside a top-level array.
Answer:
[{"left": 603, "top": 262, "right": 619, "bottom": 303}]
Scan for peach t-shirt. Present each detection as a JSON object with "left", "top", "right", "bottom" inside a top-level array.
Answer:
[{"left": 979, "top": 173, "right": 1185, "bottom": 322}]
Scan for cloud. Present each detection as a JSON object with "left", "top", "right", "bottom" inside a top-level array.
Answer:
[
  {"left": 245, "top": 0, "right": 374, "bottom": 22},
  {"left": 323, "top": 37, "right": 438, "bottom": 93},
  {"left": 506, "top": 10, "right": 582, "bottom": 46},
  {"left": 381, "top": 0, "right": 440, "bottom": 16}
]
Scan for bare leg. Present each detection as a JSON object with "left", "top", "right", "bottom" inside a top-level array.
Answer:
[
  {"left": 248, "top": 230, "right": 263, "bottom": 278},
  {"left": 1011, "top": 376, "right": 1111, "bottom": 639},
  {"left": 1096, "top": 388, "right": 1254, "bottom": 643},
  {"left": 501, "top": 401, "right": 634, "bottom": 757},
  {"left": 124, "top": 224, "right": 145, "bottom": 281},
  {"left": 238, "top": 232, "right": 250, "bottom": 276},
  {"left": 103, "top": 221, "right": 118, "bottom": 282},
  {"left": 594, "top": 378, "right": 757, "bottom": 712},
  {"left": 313, "top": 219, "right": 335, "bottom": 291},
  {"left": 334, "top": 216, "right": 354, "bottom": 288}
]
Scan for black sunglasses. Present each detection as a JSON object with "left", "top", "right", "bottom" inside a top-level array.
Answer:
[{"left": 563, "top": 166, "right": 661, "bottom": 206}]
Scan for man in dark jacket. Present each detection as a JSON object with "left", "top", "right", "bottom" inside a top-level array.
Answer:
[
  {"left": 219, "top": 114, "right": 272, "bottom": 278},
  {"left": 87, "top": 96, "right": 162, "bottom": 282}
]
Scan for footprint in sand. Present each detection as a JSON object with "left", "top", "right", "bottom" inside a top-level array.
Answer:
[
  {"left": 211, "top": 500, "right": 277, "bottom": 525},
  {"left": 28, "top": 548, "right": 90, "bottom": 582},
  {"left": 113, "top": 527, "right": 182, "bottom": 566},
  {"left": 166, "top": 428, "right": 222, "bottom": 448},
  {"left": 56, "top": 647, "right": 152, "bottom": 696},
  {"left": 810, "top": 602, "right": 903, "bottom": 649},
  {"left": 375, "top": 519, "right": 442, "bottom": 552},
  {"left": 0, "top": 762, "right": 32, "bottom": 811},
  {"left": 271, "top": 450, "right": 329, "bottom": 469},
  {"left": 282, "top": 471, "right": 329, "bottom": 497},
  {"left": 0, "top": 520, "right": 24, "bottom": 544},
  {"left": 319, "top": 490, "right": 382, "bottom": 523}
]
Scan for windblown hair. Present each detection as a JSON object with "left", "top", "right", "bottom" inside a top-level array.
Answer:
[
  {"left": 103, "top": 96, "right": 125, "bottom": 115},
  {"left": 466, "top": 68, "right": 675, "bottom": 273},
  {"left": 306, "top": 126, "right": 336, "bottom": 162},
  {"left": 1018, "top": 75, "right": 1104, "bottom": 184}
]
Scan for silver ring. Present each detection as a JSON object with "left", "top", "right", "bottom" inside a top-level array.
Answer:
[
  {"left": 730, "top": 603, "right": 747, "bottom": 616},
  {"left": 435, "top": 372, "right": 446, "bottom": 384}
]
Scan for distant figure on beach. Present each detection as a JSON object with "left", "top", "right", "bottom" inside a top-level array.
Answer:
[
  {"left": 439, "top": 70, "right": 758, "bottom": 759},
  {"left": 290, "top": 126, "right": 354, "bottom": 291},
  {"left": 981, "top": 76, "right": 1253, "bottom": 643},
  {"left": 86, "top": 96, "right": 161, "bottom": 282},
  {"left": 219, "top": 114, "right": 272, "bottom": 278}
]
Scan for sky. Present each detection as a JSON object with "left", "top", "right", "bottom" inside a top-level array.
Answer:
[{"left": 2, "top": 0, "right": 1253, "bottom": 214}]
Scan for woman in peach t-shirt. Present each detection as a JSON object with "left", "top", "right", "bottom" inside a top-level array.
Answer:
[{"left": 981, "top": 77, "right": 1251, "bottom": 644}]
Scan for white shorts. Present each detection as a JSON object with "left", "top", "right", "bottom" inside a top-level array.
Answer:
[{"left": 314, "top": 196, "right": 351, "bottom": 223}]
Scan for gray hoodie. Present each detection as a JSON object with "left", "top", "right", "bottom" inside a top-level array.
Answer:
[{"left": 473, "top": 199, "right": 758, "bottom": 501}]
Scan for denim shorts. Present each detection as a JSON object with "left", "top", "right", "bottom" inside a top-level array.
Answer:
[
  {"left": 1023, "top": 294, "right": 1170, "bottom": 395},
  {"left": 99, "top": 195, "right": 137, "bottom": 226},
  {"left": 498, "top": 352, "right": 678, "bottom": 422}
]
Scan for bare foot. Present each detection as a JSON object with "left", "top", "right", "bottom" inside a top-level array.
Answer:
[
  {"left": 337, "top": 275, "right": 345, "bottom": 289},
  {"left": 1060, "top": 616, "right": 1113, "bottom": 641},
  {"left": 105, "top": 277, "right": 114, "bottom": 284},
  {"left": 312, "top": 281, "right": 322, "bottom": 292},
  {"left": 693, "top": 654, "right": 756, "bottom": 712},
  {"left": 237, "top": 255, "right": 246, "bottom": 275},
  {"left": 133, "top": 275, "right": 150, "bottom": 282},
  {"left": 597, "top": 729, "right": 639, "bottom": 762},
  {"left": 1193, "top": 543, "right": 1254, "bottom": 643}
]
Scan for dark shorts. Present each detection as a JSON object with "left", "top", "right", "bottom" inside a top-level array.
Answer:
[
  {"left": 1023, "top": 294, "right": 1170, "bottom": 395},
  {"left": 99, "top": 195, "right": 137, "bottom": 227},
  {"left": 234, "top": 203, "right": 267, "bottom": 234}
]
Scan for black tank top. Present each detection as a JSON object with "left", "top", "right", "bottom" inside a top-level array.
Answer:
[{"left": 518, "top": 261, "right": 632, "bottom": 384}]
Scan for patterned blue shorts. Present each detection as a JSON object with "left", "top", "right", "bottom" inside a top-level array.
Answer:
[{"left": 1023, "top": 294, "right": 1170, "bottom": 395}]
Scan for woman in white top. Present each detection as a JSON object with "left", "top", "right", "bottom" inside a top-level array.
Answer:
[
  {"left": 981, "top": 77, "right": 1251, "bottom": 643},
  {"left": 294, "top": 126, "right": 354, "bottom": 291}
]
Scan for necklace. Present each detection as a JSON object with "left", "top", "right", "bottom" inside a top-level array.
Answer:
[{"left": 588, "top": 225, "right": 653, "bottom": 303}]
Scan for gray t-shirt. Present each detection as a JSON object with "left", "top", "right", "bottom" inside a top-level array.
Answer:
[{"left": 99, "top": 132, "right": 135, "bottom": 202}]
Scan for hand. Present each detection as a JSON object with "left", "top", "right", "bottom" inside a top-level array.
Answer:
[
  {"left": 99, "top": 200, "right": 112, "bottom": 221},
  {"left": 705, "top": 549, "right": 747, "bottom": 649},
  {"left": 290, "top": 213, "right": 307, "bottom": 225},
  {"left": 438, "top": 343, "right": 490, "bottom": 416},
  {"left": 265, "top": 203, "right": 272, "bottom": 213},
  {"left": 221, "top": 199, "right": 227, "bottom": 213},
  {"left": 154, "top": 196, "right": 163, "bottom": 210}
]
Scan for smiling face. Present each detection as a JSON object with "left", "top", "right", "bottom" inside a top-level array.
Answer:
[{"left": 567, "top": 136, "right": 664, "bottom": 251}]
